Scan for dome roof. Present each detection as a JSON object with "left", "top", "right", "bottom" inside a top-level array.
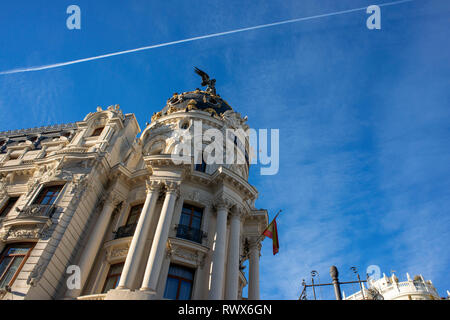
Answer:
[{"left": 160, "top": 90, "right": 233, "bottom": 117}]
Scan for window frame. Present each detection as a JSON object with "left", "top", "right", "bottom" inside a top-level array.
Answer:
[
  {"left": 194, "top": 151, "right": 207, "bottom": 173},
  {"left": 163, "top": 264, "right": 195, "bottom": 300},
  {"left": 0, "top": 243, "right": 35, "bottom": 289},
  {"left": 101, "top": 262, "right": 124, "bottom": 293},
  {"left": 33, "top": 185, "right": 64, "bottom": 206},
  {"left": 90, "top": 127, "right": 105, "bottom": 137},
  {"left": 179, "top": 204, "right": 203, "bottom": 229},
  {"left": 125, "top": 203, "right": 144, "bottom": 226}
]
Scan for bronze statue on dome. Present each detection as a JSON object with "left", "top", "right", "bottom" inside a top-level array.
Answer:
[{"left": 194, "top": 67, "right": 216, "bottom": 95}]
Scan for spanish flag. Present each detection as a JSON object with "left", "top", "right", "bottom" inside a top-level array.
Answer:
[{"left": 263, "top": 211, "right": 280, "bottom": 255}]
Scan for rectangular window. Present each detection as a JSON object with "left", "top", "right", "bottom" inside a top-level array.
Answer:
[
  {"left": 0, "top": 197, "right": 19, "bottom": 218},
  {"left": 114, "top": 204, "right": 143, "bottom": 239},
  {"left": 195, "top": 159, "right": 207, "bottom": 172},
  {"left": 126, "top": 204, "right": 143, "bottom": 226},
  {"left": 33, "top": 185, "right": 63, "bottom": 205},
  {"left": 102, "top": 263, "right": 124, "bottom": 293},
  {"left": 194, "top": 152, "right": 207, "bottom": 173},
  {"left": 0, "top": 243, "right": 34, "bottom": 288},
  {"left": 176, "top": 204, "right": 204, "bottom": 243},
  {"left": 163, "top": 264, "right": 195, "bottom": 300},
  {"left": 91, "top": 127, "right": 104, "bottom": 137}
]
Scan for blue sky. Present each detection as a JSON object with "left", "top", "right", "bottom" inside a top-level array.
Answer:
[{"left": 1, "top": 0, "right": 449, "bottom": 299}]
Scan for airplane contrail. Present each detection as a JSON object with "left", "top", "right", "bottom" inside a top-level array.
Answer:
[{"left": 0, "top": 0, "right": 413, "bottom": 75}]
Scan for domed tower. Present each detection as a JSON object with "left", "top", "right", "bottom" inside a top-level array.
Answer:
[
  {"left": 120, "top": 69, "right": 268, "bottom": 300},
  {"left": 62, "top": 69, "right": 268, "bottom": 301}
]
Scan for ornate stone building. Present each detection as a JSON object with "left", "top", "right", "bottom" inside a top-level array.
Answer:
[
  {"left": 0, "top": 80, "right": 268, "bottom": 300},
  {"left": 344, "top": 273, "right": 441, "bottom": 300}
]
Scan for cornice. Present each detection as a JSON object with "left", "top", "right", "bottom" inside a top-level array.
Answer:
[
  {"left": 0, "top": 123, "right": 77, "bottom": 138},
  {"left": 209, "top": 166, "right": 258, "bottom": 201},
  {"left": 108, "top": 163, "right": 150, "bottom": 186}
]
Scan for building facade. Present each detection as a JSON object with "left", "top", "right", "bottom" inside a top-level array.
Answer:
[
  {"left": 0, "top": 83, "right": 268, "bottom": 300},
  {"left": 344, "top": 273, "right": 441, "bottom": 300}
]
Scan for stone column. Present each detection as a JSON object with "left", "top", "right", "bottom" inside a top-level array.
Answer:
[
  {"left": 117, "top": 180, "right": 161, "bottom": 289},
  {"left": 66, "top": 193, "right": 121, "bottom": 298},
  {"left": 140, "top": 181, "right": 179, "bottom": 292},
  {"left": 208, "top": 198, "right": 232, "bottom": 300},
  {"left": 91, "top": 260, "right": 109, "bottom": 294},
  {"left": 248, "top": 238, "right": 261, "bottom": 300},
  {"left": 225, "top": 208, "right": 243, "bottom": 300}
]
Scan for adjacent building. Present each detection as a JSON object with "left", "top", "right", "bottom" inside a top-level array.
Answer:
[
  {"left": 344, "top": 273, "right": 441, "bottom": 300},
  {"left": 0, "top": 80, "right": 268, "bottom": 300}
]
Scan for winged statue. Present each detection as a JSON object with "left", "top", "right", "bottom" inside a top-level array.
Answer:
[{"left": 194, "top": 67, "right": 216, "bottom": 95}]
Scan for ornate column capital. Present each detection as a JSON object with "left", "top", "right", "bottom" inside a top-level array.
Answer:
[
  {"left": 108, "top": 192, "right": 124, "bottom": 207},
  {"left": 145, "top": 179, "right": 162, "bottom": 193},
  {"left": 97, "top": 188, "right": 121, "bottom": 207},
  {"left": 230, "top": 205, "right": 246, "bottom": 220},
  {"left": 247, "top": 236, "right": 262, "bottom": 252},
  {"left": 164, "top": 181, "right": 180, "bottom": 194},
  {"left": 213, "top": 195, "right": 234, "bottom": 211}
]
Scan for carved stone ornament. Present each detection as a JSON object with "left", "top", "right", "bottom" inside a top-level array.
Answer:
[
  {"left": 26, "top": 162, "right": 72, "bottom": 197},
  {"left": 106, "top": 243, "right": 130, "bottom": 262},
  {"left": 39, "top": 163, "right": 58, "bottom": 182},
  {"left": 166, "top": 105, "right": 179, "bottom": 115},
  {"left": 151, "top": 111, "right": 162, "bottom": 122},
  {"left": 107, "top": 104, "right": 125, "bottom": 120},
  {"left": 70, "top": 174, "right": 89, "bottom": 199},
  {"left": 230, "top": 205, "right": 246, "bottom": 220},
  {"left": 186, "top": 99, "right": 198, "bottom": 112},
  {"left": 184, "top": 190, "right": 212, "bottom": 207},
  {"left": 0, "top": 177, "right": 7, "bottom": 198},
  {"left": 247, "top": 236, "right": 263, "bottom": 252},
  {"left": 221, "top": 110, "right": 248, "bottom": 130},
  {"left": 213, "top": 196, "right": 234, "bottom": 211},
  {"left": 109, "top": 192, "right": 124, "bottom": 207},
  {"left": 145, "top": 179, "right": 161, "bottom": 193},
  {"left": 167, "top": 243, "right": 206, "bottom": 268},
  {"left": 167, "top": 94, "right": 184, "bottom": 106},
  {"left": 2, "top": 224, "right": 43, "bottom": 241},
  {"left": 165, "top": 181, "right": 180, "bottom": 193},
  {"left": 189, "top": 190, "right": 200, "bottom": 202},
  {"left": 204, "top": 108, "right": 218, "bottom": 117}
]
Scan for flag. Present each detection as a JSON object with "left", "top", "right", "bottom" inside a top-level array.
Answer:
[{"left": 262, "top": 211, "right": 280, "bottom": 255}]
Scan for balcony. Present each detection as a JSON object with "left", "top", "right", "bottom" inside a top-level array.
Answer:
[
  {"left": 175, "top": 224, "right": 207, "bottom": 244},
  {"left": 113, "top": 223, "right": 137, "bottom": 239},
  {"left": 0, "top": 204, "right": 56, "bottom": 242},
  {"left": 16, "top": 204, "right": 56, "bottom": 219}
]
